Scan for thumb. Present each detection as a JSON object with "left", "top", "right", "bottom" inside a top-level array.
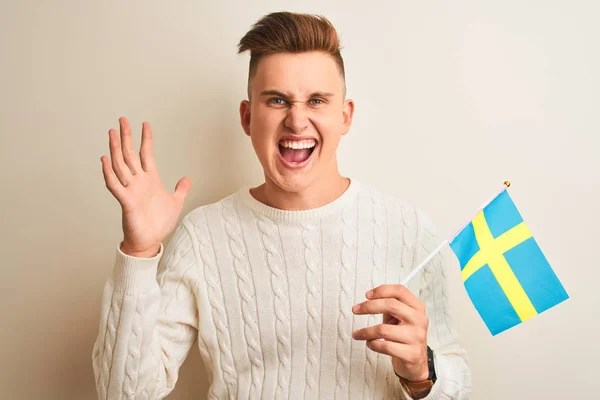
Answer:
[{"left": 173, "top": 176, "right": 192, "bottom": 203}]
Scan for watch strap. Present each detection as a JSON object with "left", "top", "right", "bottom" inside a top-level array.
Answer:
[
  {"left": 398, "top": 378, "right": 434, "bottom": 399},
  {"left": 395, "top": 346, "right": 437, "bottom": 399}
]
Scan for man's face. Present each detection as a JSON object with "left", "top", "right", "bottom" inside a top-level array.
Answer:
[{"left": 240, "top": 51, "right": 354, "bottom": 193}]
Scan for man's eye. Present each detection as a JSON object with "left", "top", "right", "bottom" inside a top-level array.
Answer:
[
  {"left": 310, "top": 98, "right": 324, "bottom": 105},
  {"left": 269, "top": 98, "right": 287, "bottom": 105}
]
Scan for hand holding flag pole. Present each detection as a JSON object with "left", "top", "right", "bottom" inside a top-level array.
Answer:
[{"left": 351, "top": 180, "right": 569, "bottom": 387}]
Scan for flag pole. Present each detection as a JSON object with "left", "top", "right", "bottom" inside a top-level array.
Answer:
[{"left": 400, "top": 181, "right": 511, "bottom": 286}]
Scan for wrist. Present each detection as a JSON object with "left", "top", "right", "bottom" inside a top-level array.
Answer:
[
  {"left": 120, "top": 242, "right": 161, "bottom": 258},
  {"left": 393, "top": 348, "right": 430, "bottom": 382},
  {"left": 394, "top": 366, "right": 428, "bottom": 382},
  {"left": 413, "top": 366, "right": 430, "bottom": 382},
  {"left": 395, "top": 346, "right": 437, "bottom": 399}
]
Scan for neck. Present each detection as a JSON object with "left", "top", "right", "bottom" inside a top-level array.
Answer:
[{"left": 251, "top": 173, "right": 350, "bottom": 211}]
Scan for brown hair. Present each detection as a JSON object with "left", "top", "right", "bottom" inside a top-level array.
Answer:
[{"left": 237, "top": 11, "right": 345, "bottom": 99}]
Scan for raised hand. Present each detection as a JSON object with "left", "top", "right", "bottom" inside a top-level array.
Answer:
[{"left": 100, "top": 117, "right": 192, "bottom": 257}]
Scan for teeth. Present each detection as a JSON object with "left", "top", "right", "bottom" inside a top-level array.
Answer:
[{"left": 279, "top": 139, "right": 317, "bottom": 149}]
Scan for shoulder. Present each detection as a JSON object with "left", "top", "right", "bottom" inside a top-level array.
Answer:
[
  {"left": 179, "top": 192, "right": 239, "bottom": 232},
  {"left": 359, "top": 181, "right": 435, "bottom": 228},
  {"left": 358, "top": 181, "right": 439, "bottom": 247}
]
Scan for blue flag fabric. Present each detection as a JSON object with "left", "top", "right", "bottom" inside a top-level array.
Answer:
[{"left": 449, "top": 189, "right": 569, "bottom": 335}]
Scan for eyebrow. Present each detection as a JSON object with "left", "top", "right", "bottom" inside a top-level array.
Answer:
[{"left": 259, "top": 90, "right": 335, "bottom": 99}]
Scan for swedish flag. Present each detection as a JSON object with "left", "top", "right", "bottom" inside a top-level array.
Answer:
[{"left": 449, "top": 189, "right": 569, "bottom": 335}]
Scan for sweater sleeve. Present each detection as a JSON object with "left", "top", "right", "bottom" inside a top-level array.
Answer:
[
  {"left": 92, "top": 218, "right": 200, "bottom": 400},
  {"left": 400, "top": 209, "right": 473, "bottom": 400}
]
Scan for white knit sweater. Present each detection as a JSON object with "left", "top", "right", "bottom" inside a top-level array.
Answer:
[{"left": 92, "top": 179, "right": 472, "bottom": 399}]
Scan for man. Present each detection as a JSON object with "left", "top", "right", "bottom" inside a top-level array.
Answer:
[{"left": 93, "top": 11, "right": 471, "bottom": 400}]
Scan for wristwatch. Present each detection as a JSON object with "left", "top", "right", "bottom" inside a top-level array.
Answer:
[{"left": 395, "top": 346, "right": 437, "bottom": 399}]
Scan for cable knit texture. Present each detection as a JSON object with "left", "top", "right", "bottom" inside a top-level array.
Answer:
[
  {"left": 257, "top": 214, "right": 292, "bottom": 399},
  {"left": 301, "top": 220, "right": 321, "bottom": 399},
  {"left": 93, "top": 179, "right": 472, "bottom": 399}
]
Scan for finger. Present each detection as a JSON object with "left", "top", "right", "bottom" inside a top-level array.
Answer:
[
  {"left": 100, "top": 155, "right": 126, "bottom": 201},
  {"left": 173, "top": 176, "right": 192, "bottom": 203},
  {"left": 108, "top": 128, "right": 133, "bottom": 186},
  {"left": 353, "top": 298, "right": 419, "bottom": 324},
  {"left": 119, "top": 117, "right": 142, "bottom": 174},
  {"left": 365, "top": 339, "right": 414, "bottom": 359},
  {"left": 352, "top": 323, "right": 411, "bottom": 343},
  {"left": 367, "top": 284, "right": 425, "bottom": 311},
  {"left": 140, "top": 121, "right": 157, "bottom": 172}
]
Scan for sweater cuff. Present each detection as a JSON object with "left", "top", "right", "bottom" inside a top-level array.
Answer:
[{"left": 110, "top": 242, "right": 164, "bottom": 294}]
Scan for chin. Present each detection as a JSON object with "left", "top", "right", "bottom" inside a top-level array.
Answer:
[{"left": 269, "top": 170, "right": 316, "bottom": 194}]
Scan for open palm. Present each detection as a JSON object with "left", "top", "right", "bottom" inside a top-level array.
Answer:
[{"left": 100, "top": 117, "right": 191, "bottom": 256}]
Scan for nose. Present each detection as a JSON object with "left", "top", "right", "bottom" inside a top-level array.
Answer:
[{"left": 283, "top": 103, "right": 309, "bottom": 133}]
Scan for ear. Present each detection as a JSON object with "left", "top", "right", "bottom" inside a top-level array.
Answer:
[
  {"left": 341, "top": 99, "right": 355, "bottom": 136},
  {"left": 239, "top": 100, "right": 251, "bottom": 137}
]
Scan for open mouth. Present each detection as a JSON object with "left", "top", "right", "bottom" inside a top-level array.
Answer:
[{"left": 278, "top": 138, "right": 317, "bottom": 166}]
